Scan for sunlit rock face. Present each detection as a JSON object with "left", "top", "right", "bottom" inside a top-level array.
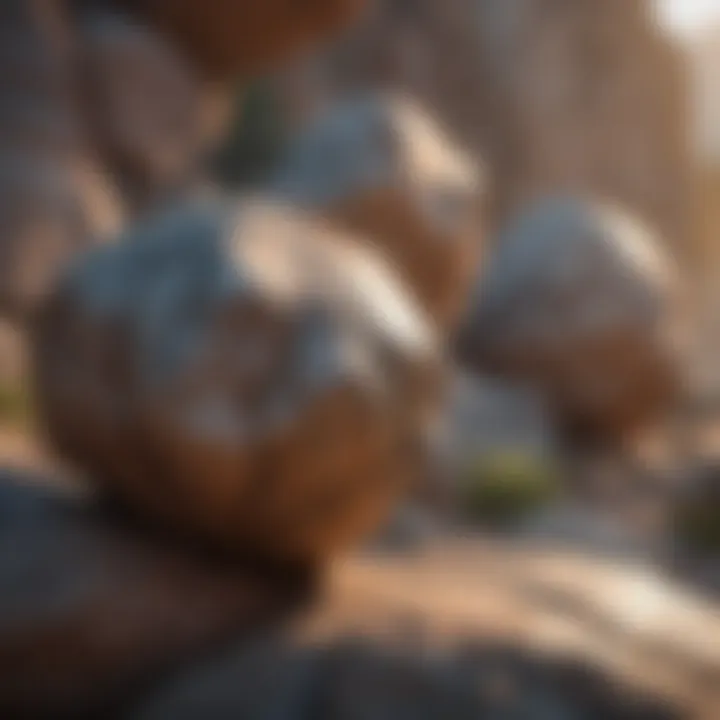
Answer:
[
  {"left": 274, "top": 93, "right": 485, "bottom": 334},
  {"left": 456, "top": 196, "right": 682, "bottom": 442},
  {"left": 33, "top": 197, "right": 442, "bottom": 563}
]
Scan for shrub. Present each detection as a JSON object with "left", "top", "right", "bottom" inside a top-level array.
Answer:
[{"left": 459, "top": 449, "right": 560, "bottom": 529}]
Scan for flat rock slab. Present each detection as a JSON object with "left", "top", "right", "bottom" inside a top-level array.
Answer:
[
  {"left": 0, "top": 471, "right": 311, "bottom": 719},
  {"left": 132, "top": 540, "right": 720, "bottom": 719}
]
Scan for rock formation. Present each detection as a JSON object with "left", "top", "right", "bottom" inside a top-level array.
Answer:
[
  {"left": 0, "top": 0, "right": 371, "bottom": 321},
  {"left": 275, "top": 0, "right": 691, "bottom": 257}
]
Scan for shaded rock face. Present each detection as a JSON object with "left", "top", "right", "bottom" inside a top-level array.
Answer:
[
  {"left": 77, "top": 11, "right": 233, "bottom": 214},
  {"left": 275, "top": 0, "right": 690, "bottom": 255},
  {"left": 273, "top": 93, "right": 485, "bottom": 333},
  {"left": 456, "top": 196, "right": 681, "bottom": 443},
  {"left": 0, "top": 472, "right": 310, "bottom": 720},
  {"left": 33, "top": 197, "right": 442, "bottom": 563},
  {"left": 0, "top": 0, "right": 124, "bottom": 322}
]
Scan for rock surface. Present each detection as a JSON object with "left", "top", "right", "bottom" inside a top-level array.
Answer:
[
  {"left": 0, "top": 0, "right": 369, "bottom": 322},
  {"left": 129, "top": 541, "right": 720, "bottom": 719},
  {"left": 33, "top": 197, "right": 442, "bottom": 563},
  {"left": 274, "top": 93, "right": 485, "bottom": 332},
  {"left": 0, "top": 0, "right": 123, "bottom": 321},
  {"left": 78, "top": 10, "right": 233, "bottom": 214},
  {"left": 456, "top": 196, "right": 681, "bottom": 442},
  {"left": 0, "top": 471, "right": 310, "bottom": 719}
]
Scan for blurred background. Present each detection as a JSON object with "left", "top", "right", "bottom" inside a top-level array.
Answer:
[{"left": 1, "top": 1, "right": 720, "bottom": 718}]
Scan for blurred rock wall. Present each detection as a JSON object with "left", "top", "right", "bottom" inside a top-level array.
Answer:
[{"left": 273, "top": 0, "right": 692, "bottom": 260}]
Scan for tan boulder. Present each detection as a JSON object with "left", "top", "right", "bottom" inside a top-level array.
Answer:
[{"left": 274, "top": 93, "right": 485, "bottom": 333}]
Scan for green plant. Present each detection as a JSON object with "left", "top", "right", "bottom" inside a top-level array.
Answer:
[{"left": 459, "top": 449, "right": 559, "bottom": 529}]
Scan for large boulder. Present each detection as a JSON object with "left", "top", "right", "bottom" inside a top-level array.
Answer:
[
  {"left": 117, "top": 0, "right": 368, "bottom": 81},
  {"left": 274, "top": 93, "right": 485, "bottom": 333},
  {"left": 32, "top": 197, "right": 442, "bottom": 564},
  {"left": 456, "top": 196, "right": 682, "bottom": 443},
  {"left": 0, "top": 471, "right": 308, "bottom": 719}
]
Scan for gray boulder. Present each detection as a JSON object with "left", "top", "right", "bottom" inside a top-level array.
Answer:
[
  {"left": 33, "top": 197, "right": 442, "bottom": 564},
  {"left": 457, "top": 196, "right": 681, "bottom": 443}
]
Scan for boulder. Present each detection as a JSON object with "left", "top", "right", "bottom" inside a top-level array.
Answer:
[
  {"left": 274, "top": 93, "right": 485, "bottom": 333},
  {"left": 33, "top": 197, "right": 442, "bottom": 564},
  {"left": 456, "top": 196, "right": 682, "bottom": 443},
  {"left": 117, "top": 0, "right": 368, "bottom": 81},
  {"left": 0, "top": 471, "right": 309, "bottom": 719}
]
